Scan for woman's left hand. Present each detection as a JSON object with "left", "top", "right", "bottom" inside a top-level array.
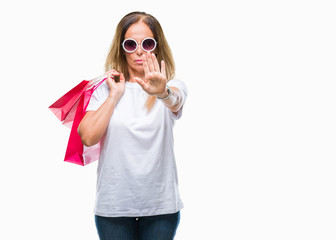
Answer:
[{"left": 134, "top": 52, "right": 168, "bottom": 98}]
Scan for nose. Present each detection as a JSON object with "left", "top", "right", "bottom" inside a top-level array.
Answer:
[{"left": 136, "top": 41, "right": 144, "bottom": 55}]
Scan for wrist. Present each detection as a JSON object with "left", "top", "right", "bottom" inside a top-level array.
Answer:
[{"left": 156, "top": 85, "right": 172, "bottom": 100}]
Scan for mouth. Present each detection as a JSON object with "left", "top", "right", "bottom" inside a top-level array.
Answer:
[{"left": 135, "top": 59, "right": 143, "bottom": 64}]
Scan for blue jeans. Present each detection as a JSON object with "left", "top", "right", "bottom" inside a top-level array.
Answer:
[{"left": 95, "top": 211, "right": 180, "bottom": 240}]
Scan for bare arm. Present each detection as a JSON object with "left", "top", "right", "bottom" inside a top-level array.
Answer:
[
  {"left": 157, "top": 86, "right": 184, "bottom": 114},
  {"left": 78, "top": 70, "right": 125, "bottom": 147}
]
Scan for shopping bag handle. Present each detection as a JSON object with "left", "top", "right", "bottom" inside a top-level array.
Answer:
[
  {"left": 87, "top": 74, "right": 107, "bottom": 91},
  {"left": 93, "top": 77, "right": 107, "bottom": 91}
]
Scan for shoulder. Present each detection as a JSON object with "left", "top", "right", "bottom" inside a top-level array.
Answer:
[
  {"left": 93, "top": 81, "right": 109, "bottom": 94},
  {"left": 90, "top": 81, "right": 109, "bottom": 102}
]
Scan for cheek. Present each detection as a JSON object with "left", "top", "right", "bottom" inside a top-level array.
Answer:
[
  {"left": 125, "top": 54, "right": 132, "bottom": 65},
  {"left": 125, "top": 53, "right": 140, "bottom": 67}
]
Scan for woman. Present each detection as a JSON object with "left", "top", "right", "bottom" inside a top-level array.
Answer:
[{"left": 78, "top": 11, "right": 187, "bottom": 240}]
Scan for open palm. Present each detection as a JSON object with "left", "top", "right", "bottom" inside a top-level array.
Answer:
[{"left": 135, "top": 52, "right": 167, "bottom": 97}]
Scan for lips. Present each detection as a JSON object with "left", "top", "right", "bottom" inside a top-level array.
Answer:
[{"left": 135, "top": 59, "right": 143, "bottom": 63}]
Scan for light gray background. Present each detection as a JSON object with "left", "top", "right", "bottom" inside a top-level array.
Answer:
[{"left": 0, "top": 0, "right": 335, "bottom": 239}]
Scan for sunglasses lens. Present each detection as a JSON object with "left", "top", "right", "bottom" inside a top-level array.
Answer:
[
  {"left": 123, "top": 39, "right": 137, "bottom": 52},
  {"left": 142, "top": 38, "right": 156, "bottom": 51}
]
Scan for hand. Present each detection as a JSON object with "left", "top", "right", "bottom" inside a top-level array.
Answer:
[
  {"left": 105, "top": 70, "right": 125, "bottom": 100},
  {"left": 134, "top": 52, "right": 168, "bottom": 97}
]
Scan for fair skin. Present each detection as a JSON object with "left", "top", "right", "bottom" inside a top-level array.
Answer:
[{"left": 78, "top": 21, "right": 183, "bottom": 147}]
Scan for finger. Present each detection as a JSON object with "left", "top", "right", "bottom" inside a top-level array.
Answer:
[
  {"left": 107, "top": 70, "right": 120, "bottom": 82},
  {"left": 106, "top": 69, "right": 117, "bottom": 76},
  {"left": 107, "top": 70, "right": 118, "bottom": 78},
  {"left": 119, "top": 73, "right": 125, "bottom": 82},
  {"left": 142, "top": 54, "right": 150, "bottom": 76},
  {"left": 161, "top": 60, "right": 166, "bottom": 78},
  {"left": 107, "top": 72, "right": 114, "bottom": 81},
  {"left": 106, "top": 74, "right": 115, "bottom": 89},
  {"left": 134, "top": 77, "right": 149, "bottom": 91},
  {"left": 146, "top": 52, "right": 155, "bottom": 72},
  {"left": 152, "top": 53, "right": 160, "bottom": 72}
]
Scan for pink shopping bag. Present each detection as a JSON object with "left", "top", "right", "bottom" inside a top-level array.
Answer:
[
  {"left": 64, "top": 78, "right": 106, "bottom": 166},
  {"left": 49, "top": 80, "right": 91, "bottom": 128}
]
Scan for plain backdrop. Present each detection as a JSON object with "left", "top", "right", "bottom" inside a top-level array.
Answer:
[{"left": 0, "top": 0, "right": 335, "bottom": 239}]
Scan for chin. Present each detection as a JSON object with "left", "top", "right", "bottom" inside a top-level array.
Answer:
[{"left": 132, "top": 65, "right": 144, "bottom": 73}]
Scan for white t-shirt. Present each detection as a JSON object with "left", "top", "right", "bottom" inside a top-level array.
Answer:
[{"left": 86, "top": 79, "right": 187, "bottom": 217}]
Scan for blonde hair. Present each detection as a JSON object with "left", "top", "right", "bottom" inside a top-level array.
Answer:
[{"left": 105, "top": 11, "right": 175, "bottom": 111}]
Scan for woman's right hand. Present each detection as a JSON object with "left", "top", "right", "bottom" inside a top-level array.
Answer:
[
  {"left": 106, "top": 70, "right": 126, "bottom": 101},
  {"left": 78, "top": 70, "right": 126, "bottom": 147}
]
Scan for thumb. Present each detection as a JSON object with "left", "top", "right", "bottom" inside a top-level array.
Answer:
[{"left": 134, "top": 77, "right": 149, "bottom": 91}]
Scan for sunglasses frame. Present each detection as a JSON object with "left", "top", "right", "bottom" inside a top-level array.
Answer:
[{"left": 122, "top": 37, "right": 157, "bottom": 53}]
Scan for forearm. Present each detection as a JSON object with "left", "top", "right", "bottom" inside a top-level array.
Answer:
[
  {"left": 78, "top": 95, "right": 119, "bottom": 147},
  {"left": 158, "top": 87, "right": 184, "bottom": 113}
]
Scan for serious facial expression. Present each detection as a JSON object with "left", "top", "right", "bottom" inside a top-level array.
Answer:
[{"left": 124, "top": 21, "right": 155, "bottom": 80}]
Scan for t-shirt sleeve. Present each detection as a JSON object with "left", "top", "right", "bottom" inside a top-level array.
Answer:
[
  {"left": 167, "top": 79, "right": 188, "bottom": 120},
  {"left": 86, "top": 82, "right": 109, "bottom": 112}
]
